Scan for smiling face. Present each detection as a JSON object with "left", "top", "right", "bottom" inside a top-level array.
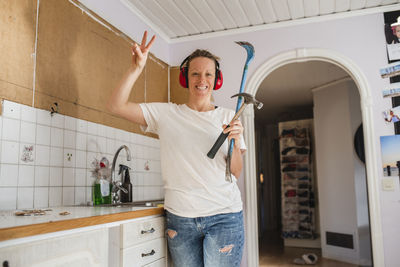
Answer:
[{"left": 187, "top": 56, "right": 216, "bottom": 103}]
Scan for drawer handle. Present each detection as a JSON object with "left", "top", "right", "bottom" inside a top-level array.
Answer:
[
  {"left": 141, "top": 249, "right": 155, "bottom": 257},
  {"left": 141, "top": 227, "right": 155, "bottom": 234}
]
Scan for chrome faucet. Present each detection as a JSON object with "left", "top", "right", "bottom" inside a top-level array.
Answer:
[{"left": 111, "top": 145, "right": 131, "bottom": 204}]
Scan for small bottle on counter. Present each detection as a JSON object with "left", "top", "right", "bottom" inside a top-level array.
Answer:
[
  {"left": 93, "top": 157, "right": 112, "bottom": 205},
  {"left": 120, "top": 164, "right": 132, "bottom": 203}
]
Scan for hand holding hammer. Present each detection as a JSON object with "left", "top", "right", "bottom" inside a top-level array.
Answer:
[{"left": 207, "top": 92, "right": 263, "bottom": 159}]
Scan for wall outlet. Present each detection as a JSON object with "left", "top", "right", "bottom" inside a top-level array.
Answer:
[{"left": 382, "top": 178, "right": 396, "bottom": 191}]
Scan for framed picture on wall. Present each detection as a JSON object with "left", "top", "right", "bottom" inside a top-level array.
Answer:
[
  {"left": 384, "top": 11, "right": 400, "bottom": 61},
  {"left": 380, "top": 135, "right": 400, "bottom": 177},
  {"left": 384, "top": 10, "right": 400, "bottom": 134}
]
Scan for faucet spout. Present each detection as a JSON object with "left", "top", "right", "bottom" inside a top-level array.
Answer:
[
  {"left": 111, "top": 145, "right": 131, "bottom": 182},
  {"left": 111, "top": 145, "right": 132, "bottom": 204}
]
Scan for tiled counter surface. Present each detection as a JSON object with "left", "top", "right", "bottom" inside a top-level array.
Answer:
[{"left": 0, "top": 206, "right": 164, "bottom": 243}]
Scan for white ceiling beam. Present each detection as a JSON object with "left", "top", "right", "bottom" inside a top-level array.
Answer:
[
  {"left": 271, "top": 0, "right": 291, "bottom": 21},
  {"left": 320, "top": 0, "right": 336, "bottom": 14},
  {"left": 204, "top": 0, "right": 237, "bottom": 29},
  {"left": 238, "top": 0, "right": 264, "bottom": 25},
  {"left": 222, "top": 0, "right": 251, "bottom": 27},
  {"left": 156, "top": 0, "right": 200, "bottom": 35},
  {"left": 189, "top": 0, "right": 225, "bottom": 32},
  {"left": 335, "top": 0, "right": 351, "bottom": 12},
  {"left": 255, "top": 0, "right": 278, "bottom": 23},
  {"left": 172, "top": 0, "right": 212, "bottom": 33},
  {"left": 123, "top": 0, "right": 176, "bottom": 39},
  {"left": 365, "top": 0, "right": 382, "bottom": 7},
  {"left": 144, "top": 0, "right": 187, "bottom": 37},
  {"left": 287, "top": 0, "right": 305, "bottom": 19},
  {"left": 381, "top": 0, "right": 398, "bottom": 4},
  {"left": 303, "top": 0, "right": 320, "bottom": 17},
  {"left": 350, "top": 0, "right": 367, "bottom": 10},
  {"left": 171, "top": 3, "right": 400, "bottom": 43}
]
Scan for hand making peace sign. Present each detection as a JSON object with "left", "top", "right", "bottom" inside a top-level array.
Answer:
[{"left": 131, "top": 31, "right": 156, "bottom": 71}]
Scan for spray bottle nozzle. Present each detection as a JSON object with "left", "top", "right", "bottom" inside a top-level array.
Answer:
[{"left": 118, "top": 164, "right": 130, "bottom": 175}]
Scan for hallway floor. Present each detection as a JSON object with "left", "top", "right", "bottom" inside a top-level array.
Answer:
[{"left": 259, "top": 231, "right": 359, "bottom": 267}]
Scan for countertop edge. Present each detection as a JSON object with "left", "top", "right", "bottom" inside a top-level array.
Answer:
[{"left": 0, "top": 207, "right": 164, "bottom": 242}]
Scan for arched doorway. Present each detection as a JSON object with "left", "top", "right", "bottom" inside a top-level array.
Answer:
[{"left": 241, "top": 48, "right": 384, "bottom": 267}]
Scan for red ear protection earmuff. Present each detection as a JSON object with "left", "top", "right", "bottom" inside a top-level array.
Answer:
[{"left": 179, "top": 56, "right": 223, "bottom": 90}]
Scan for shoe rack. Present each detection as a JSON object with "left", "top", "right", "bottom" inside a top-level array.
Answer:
[{"left": 279, "top": 119, "right": 317, "bottom": 242}]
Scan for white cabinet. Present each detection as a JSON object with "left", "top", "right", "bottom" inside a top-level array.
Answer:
[
  {"left": 120, "top": 216, "right": 166, "bottom": 267},
  {"left": 0, "top": 228, "right": 109, "bottom": 267}
]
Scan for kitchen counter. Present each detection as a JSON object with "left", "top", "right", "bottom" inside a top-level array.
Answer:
[{"left": 0, "top": 206, "right": 164, "bottom": 242}]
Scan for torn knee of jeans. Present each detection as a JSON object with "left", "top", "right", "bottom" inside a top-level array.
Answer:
[
  {"left": 219, "top": 244, "right": 234, "bottom": 254},
  {"left": 167, "top": 229, "right": 177, "bottom": 239}
]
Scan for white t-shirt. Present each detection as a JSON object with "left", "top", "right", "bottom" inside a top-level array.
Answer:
[{"left": 139, "top": 102, "right": 246, "bottom": 218}]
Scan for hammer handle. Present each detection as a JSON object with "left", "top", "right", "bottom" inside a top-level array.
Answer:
[
  {"left": 207, "top": 103, "right": 246, "bottom": 159},
  {"left": 207, "top": 126, "right": 230, "bottom": 159}
]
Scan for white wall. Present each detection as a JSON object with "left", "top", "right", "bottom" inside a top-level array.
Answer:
[
  {"left": 312, "top": 80, "right": 371, "bottom": 265},
  {"left": 78, "top": 2, "right": 400, "bottom": 265}
]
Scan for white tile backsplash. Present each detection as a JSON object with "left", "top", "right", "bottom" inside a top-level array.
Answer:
[
  {"left": 51, "top": 113, "right": 64, "bottom": 128},
  {"left": 0, "top": 187, "right": 17, "bottom": 210},
  {"left": 63, "top": 167, "right": 75, "bottom": 186},
  {"left": 1, "top": 141, "right": 19, "bottom": 164},
  {"left": 76, "top": 132, "right": 87, "bottom": 150},
  {"left": 35, "top": 145, "right": 50, "bottom": 166},
  {"left": 18, "top": 165, "right": 35, "bottom": 186},
  {"left": 0, "top": 117, "right": 2, "bottom": 141},
  {"left": 20, "top": 121, "right": 36, "bottom": 144},
  {"left": 17, "top": 187, "right": 34, "bottom": 209},
  {"left": 0, "top": 164, "right": 18, "bottom": 186},
  {"left": 49, "top": 167, "right": 63, "bottom": 186},
  {"left": 98, "top": 124, "right": 107, "bottom": 137},
  {"left": 34, "top": 187, "right": 48, "bottom": 208},
  {"left": 62, "top": 187, "right": 74, "bottom": 206},
  {"left": 106, "top": 126, "right": 115, "bottom": 139},
  {"left": 49, "top": 187, "right": 62, "bottom": 207},
  {"left": 64, "top": 116, "right": 76, "bottom": 131},
  {"left": 36, "top": 109, "right": 51, "bottom": 126},
  {"left": 63, "top": 148, "right": 76, "bottom": 168},
  {"left": 76, "top": 119, "right": 87, "bottom": 133},
  {"left": 0, "top": 100, "right": 163, "bottom": 210},
  {"left": 36, "top": 125, "right": 51, "bottom": 145},
  {"left": 64, "top": 130, "right": 76, "bottom": 148},
  {"left": 2, "top": 100, "right": 21, "bottom": 120},
  {"left": 50, "top": 147, "right": 63, "bottom": 167},
  {"left": 34, "top": 166, "right": 49, "bottom": 186},
  {"left": 2, "top": 118, "right": 20, "bottom": 142},
  {"left": 21, "top": 105, "right": 36, "bottom": 123},
  {"left": 74, "top": 186, "right": 86, "bottom": 205},
  {"left": 50, "top": 127, "right": 64, "bottom": 147},
  {"left": 75, "top": 150, "right": 87, "bottom": 169},
  {"left": 87, "top": 121, "right": 98, "bottom": 136},
  {"left": 75, "top": 168, "right": 87, "bottom": 186}
]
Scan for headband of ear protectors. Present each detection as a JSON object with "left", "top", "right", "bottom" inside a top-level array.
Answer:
[{"left": 179, "top": 55, "right": 223, "bottom": 90}]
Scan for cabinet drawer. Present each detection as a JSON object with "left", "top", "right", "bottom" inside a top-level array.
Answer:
[
  {"left": 122, "top": 237, "right": 166, "bottom": 267},
  {"left": 143, "top": 257, "right": 165, "bottom": 267},
  {"left": 121, "top": 216, "right": 165, "bottom": 248}
]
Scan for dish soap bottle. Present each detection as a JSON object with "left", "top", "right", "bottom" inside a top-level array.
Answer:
[
  {"left": 93, "top": 157, "right": 112, "bottom": 205},
  {"left": 119, "top": 164, "right": 132, "bottom": 203}
]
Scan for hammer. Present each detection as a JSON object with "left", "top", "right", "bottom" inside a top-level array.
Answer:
[{"left": 207, "top": 92, "right": 263, "bottom": 159}]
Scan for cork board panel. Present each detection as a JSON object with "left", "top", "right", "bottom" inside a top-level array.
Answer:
[
  {"left": 0, "top": 0, "right": 36, "bottom": 108},
  {"left": 34, "top": 0, "right": 153, "bottom": 135},
  {"left": 146, "top": 57, "right": 168, "bottom": 103},
  {"left": 170, "top": 67, "right": 189, "bottom": 104}
]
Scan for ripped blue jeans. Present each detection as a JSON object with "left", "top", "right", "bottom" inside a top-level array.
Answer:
[{"left": 165, "top": 210, "right": 244, "bottom": 267}]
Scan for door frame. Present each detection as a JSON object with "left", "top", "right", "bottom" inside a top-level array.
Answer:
[{"left": 242, "top": 48, "right": 384, "bottom": 267}]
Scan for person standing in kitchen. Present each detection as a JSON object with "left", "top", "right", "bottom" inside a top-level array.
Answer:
[{"left": 108, "top": 31, "right": 246, "bottom": 267}]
